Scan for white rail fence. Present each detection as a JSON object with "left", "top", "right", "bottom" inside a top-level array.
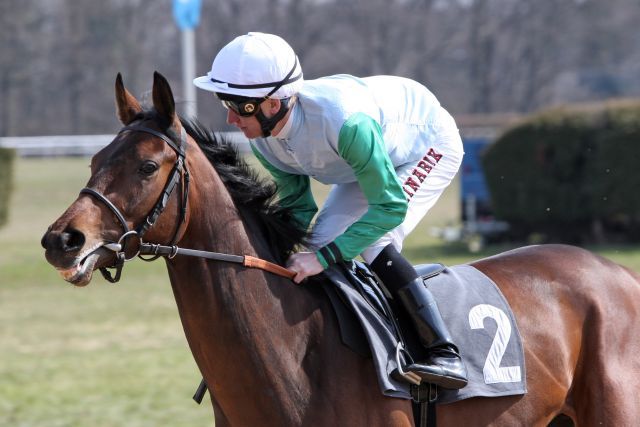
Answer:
[
  {"left": 0, "top": 132, "right": 252, "bottom": 157},
  {"left": 0, "top": 114, "right": 513, "bottom": 158}
]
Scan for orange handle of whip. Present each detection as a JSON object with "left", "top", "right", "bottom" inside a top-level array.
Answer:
[{"left": 243, "top": 255, "right": 297, "bottom": 280}]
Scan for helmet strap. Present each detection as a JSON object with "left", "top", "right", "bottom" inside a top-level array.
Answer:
[{"left": 256, "top": 98, "right": 291, "bottom": 137}]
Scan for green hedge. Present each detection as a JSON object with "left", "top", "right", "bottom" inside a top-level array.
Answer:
[
  {"left": 482, "top": 100, "right": 640, "bottom": 243},
  {"left": 0, "top": 147, "right": 16, "bottom": 228}
]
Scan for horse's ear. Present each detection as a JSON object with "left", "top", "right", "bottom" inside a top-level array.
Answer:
[
  {"left": 152, "top": 71, "right": 177, "bottom": 127},
  {"left": 115, "top": 73, "right": 142, "bottom": 125}
]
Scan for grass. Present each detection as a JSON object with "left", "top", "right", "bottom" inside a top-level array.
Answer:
[
  {"left": 1, "top": 158, "right": 211, "bottom": 427},
  {"left": 1, "top": 156, "right": 639, "bottom": 427}
]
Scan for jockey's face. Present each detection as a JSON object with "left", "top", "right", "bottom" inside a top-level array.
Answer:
[
  {"left": 225, "top": 99, "right": 284, "bottom": 139},
  {"left": 226, "top": 108, "right": 262, "bottom": 139}
]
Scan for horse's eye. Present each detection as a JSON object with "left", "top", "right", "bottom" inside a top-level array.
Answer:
[{"left": 139, "top": 161, "right": 158, "bottom": 176}]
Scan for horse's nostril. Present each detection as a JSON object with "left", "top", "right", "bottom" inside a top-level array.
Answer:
[
  {"left": 62, "top": 228, "right": 86, "bottom": 252},
  {"left": 41, "top": 228, "right": 86, "bottom": 253},
  {"left": 41, "top": 226, "right": 53, "bottom": 249}
]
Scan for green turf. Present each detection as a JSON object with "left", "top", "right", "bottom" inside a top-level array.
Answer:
[
  {"left": 1, "top": 158, "right": 211, "bottom": 427},
  {"left": 1, "top": 156, "right": 638, "bottom": 427}
]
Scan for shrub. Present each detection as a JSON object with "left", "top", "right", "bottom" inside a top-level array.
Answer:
[
  {"left": 482, "top": 100, "right": 640, "bottom": 243},
  {"left": 0, "top": 147, "right": 16, "bottom": 228}
]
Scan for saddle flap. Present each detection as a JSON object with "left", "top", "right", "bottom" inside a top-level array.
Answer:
[
  {"left": 415, "top": 263, "right": 446, "bottom": 280},
  {"left": 320, "top": 261, "right": 527, "bottom": 404}
]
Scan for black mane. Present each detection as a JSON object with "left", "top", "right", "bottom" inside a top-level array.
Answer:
[{"left": 179, "top": 117, "right": 307, "bottom": 263}]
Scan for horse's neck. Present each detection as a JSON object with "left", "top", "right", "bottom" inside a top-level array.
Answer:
[
  {"left": 166, "top": 166, "right": 316, "bottom": 423},
  {"left": 170, "top": 168, "right": 279, "bottom": 338}
]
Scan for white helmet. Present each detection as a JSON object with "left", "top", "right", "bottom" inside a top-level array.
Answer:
[{"left": 193, "top": 32, "right": 303, "bottom": 99}]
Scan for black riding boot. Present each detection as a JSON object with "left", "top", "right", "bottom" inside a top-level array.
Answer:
[
  {"left": 370, "top": 245, "right": 468, "bottom": 389},
  {"left": 396, "top": 278, "right": 468, "bottom": 389}
]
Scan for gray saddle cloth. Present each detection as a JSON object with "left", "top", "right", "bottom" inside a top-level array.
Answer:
[{"left": 321, "top": 262, "right": 527, "bottom": 404}]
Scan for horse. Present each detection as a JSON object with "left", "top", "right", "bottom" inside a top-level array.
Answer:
[{"left": 42, "top": 72, "right": 640, "bottom": 426}]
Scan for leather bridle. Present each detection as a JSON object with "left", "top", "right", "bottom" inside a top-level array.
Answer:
[
  {"left": 80, "top": 124, "right": 190, "bottom": 282},
  {"left": 79, "top": 123, "right": 295, "bottom": 283}
]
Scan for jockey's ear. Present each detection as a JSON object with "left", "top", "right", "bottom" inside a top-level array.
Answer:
[
  {"left": 265, "top": 98, "right": 282, "bottom": 116},
  {"left": 114, "top": 73, "right": 142, "bottom": 125},
  {"left": 152, "top": 71, "right": 178, "bottom": 129}
]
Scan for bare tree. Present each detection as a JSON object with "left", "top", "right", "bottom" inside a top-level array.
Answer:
[{"left": 1, "top": 0, "right": 640, "bottom": 135}]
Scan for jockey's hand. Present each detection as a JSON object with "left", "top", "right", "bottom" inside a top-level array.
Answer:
[{"left": 287, "top": 252, "right": 324, "bottom": 284}]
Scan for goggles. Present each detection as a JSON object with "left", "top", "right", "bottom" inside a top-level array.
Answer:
[
  {"left": 214, "top": 57, "right": 300, "bottom": 118},
  {"left": 217, "top": 95, "right": 265, "bottom": 117}
]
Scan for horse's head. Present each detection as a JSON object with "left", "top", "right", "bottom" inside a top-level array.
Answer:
[{"left": 42, "top": 72, "right": 191, "bottom": 286}]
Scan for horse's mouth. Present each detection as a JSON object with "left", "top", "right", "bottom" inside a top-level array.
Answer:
[{"left": 56, "top": 244, "right": 112, "bottom": 287}]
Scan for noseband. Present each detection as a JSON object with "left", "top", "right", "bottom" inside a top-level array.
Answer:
[{"left": 80, "top": 124, "right": 190, "bottom": 282}]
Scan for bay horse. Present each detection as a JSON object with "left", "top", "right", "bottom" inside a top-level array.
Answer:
[{"left": 42, "top": 72, "right": 640, "bottom": 426}]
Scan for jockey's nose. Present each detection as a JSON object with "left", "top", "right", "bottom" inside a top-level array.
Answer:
[{"left": 226, "top": 109, "right": 240, "bottom": 125}]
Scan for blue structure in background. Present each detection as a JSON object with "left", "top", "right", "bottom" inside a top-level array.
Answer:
[
  {"left": 460, "top": 137, "right": 509, "bottom": 240},
  {"left": 173, "top": 0, "right": 202, "bottom": 30},
  {"left": 461, "top": 138, "right": 492, "bottom": 220}
]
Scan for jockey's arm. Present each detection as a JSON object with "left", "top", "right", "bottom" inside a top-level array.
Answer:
[
  {"left": 250, "top": 144, "right": 318, "bottom": 231},
  {"left": 315, "top": 113, "right": 407, "bottom": 268}
]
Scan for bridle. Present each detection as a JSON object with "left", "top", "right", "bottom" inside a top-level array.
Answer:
[
  {"left": 80, "top": 123, "right": 294, "bottom": 283},
  {"left": 80, "top": 124, "right": 190, "bottom": 282}
]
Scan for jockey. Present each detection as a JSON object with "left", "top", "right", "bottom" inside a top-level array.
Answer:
[{"left": 194, "top": 32, "right": 467, "bottom": 389}]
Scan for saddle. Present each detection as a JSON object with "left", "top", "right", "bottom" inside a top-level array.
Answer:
[{"left": 320, "top": 260, "right": 527, "bottom": 405}]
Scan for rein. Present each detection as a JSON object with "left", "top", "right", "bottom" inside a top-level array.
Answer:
[
  {"left": 80, "top": 124, "right": 295, "bottom": 282},
  {"left": 138, "top": 243, "right": 295, "bottom": 279}
]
